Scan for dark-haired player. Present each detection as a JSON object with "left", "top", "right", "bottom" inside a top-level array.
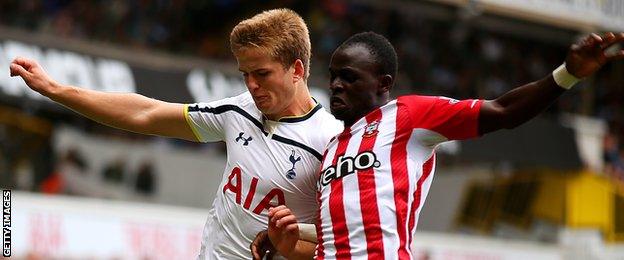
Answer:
[{"left": 254, "top": 31, "right": 624, "bottom": 259}]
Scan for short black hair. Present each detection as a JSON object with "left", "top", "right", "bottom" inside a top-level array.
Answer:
[{"left": 338, "top": 32, "right": 398, "bottom": 80}]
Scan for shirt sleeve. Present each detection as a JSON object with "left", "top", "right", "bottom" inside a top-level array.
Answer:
[
  {"left": 399, "top": 95, "right": 483, "bottom": 141},
  {"left": 184, "top": 95, "right": 241, "bottom": 142}
]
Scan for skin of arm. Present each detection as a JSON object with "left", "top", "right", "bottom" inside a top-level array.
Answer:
[
  {"left": 286, "top": 240, "right": 317, "bottom": 260},
  {"left": 9, "top": 57, "right": 197, "bottom": 141},
  {"left": 479, "top": 32, "right": 624, "bottom": 135},
  {"left": 267, "top": 206, "right": 317, "bottom": 259},
  {"left": 250, "top": 224, "right": 317, "bottom": 260}
]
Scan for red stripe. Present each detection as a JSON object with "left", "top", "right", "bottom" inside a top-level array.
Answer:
[
  {"left": 316, "top": 149, "right": 331, "bottom": 260},
  {"left": 407, "top": 154, "right": 435, "bottom": 246},
  {"left": 329, "top": 129, "right": 353, "bottom": 259},
  {"left": 357, "top": 109, "right": 385, "bottom": 259},
  {"left": 390, "top": 103, "right": 412, "bottom": 259}
]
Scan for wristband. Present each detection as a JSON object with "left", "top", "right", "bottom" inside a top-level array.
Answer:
[
  {"left": 298, "top": 223, "right": 318, "bottom": 243},
  {"left": 552, "top": 63, "right": 580, "bottom": 89}
]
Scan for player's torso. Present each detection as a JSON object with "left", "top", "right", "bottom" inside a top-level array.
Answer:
[
  {"left": 220, "top": 118, "right": 324, "bottom": 222},
  {"left": 316, "top": 100, "right": 437, "bottom": 260},
  {"left": 206, "top": 94, "right": 342, "bottom": 259}
]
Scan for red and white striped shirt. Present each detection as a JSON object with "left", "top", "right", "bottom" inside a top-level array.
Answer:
[{"left": 316, "top": 95, "right": 482, "bottom": 259}]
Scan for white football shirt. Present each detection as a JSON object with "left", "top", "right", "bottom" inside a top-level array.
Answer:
[{"left": 185, "top": 92, "right": 343, "bottom": 259}]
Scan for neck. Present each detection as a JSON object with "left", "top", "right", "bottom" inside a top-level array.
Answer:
[
  {"left": 265, "top": 82, "right": 315, "bottom": 121},
  {"left": 344, "top": 98, "right": 390, "bottom": 127}
]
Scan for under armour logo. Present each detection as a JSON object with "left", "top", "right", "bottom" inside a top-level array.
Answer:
[
  {"left": 286, "top": 150, "right": 301, "bottom": 179},
  {"left": 235, "top": 132, "right": 253, "bottom": 146}
]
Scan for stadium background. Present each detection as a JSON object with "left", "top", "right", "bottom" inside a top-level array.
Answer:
[{"left": 0, "top": 0, "right": 623, "bottom": 259}]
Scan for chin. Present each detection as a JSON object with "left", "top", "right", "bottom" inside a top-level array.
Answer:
[
  {"left": 256, "top": 101, "right": 272, "bottom": 113},
  {"left": 330, "top": 108, "right": 348, "bottom": 121}
]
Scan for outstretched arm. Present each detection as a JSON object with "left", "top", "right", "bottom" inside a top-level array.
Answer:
[
  {"left": 479, "top": 32, "right": 624, "bottom": 135},
  {"left": 9, "top": 57, "right": 197, "bottom": 141}
]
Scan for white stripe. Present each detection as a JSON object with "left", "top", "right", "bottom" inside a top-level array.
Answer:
[
  {"left": 411, "top": 157, "right": 436, "bottom": 238},
  {"left": 404, "top": 129, "right": 440, "bottom": 257},
  {"left": 367, "top": 102, "right": 399, "bottom": 260},
  {"left": 342, "top": 131, "right": 367, "bottom": 258},
  {"left": 319, "top": 139, "right": 340, "bottom": 257}
]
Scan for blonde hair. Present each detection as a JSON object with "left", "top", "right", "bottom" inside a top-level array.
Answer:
[{"left": 230, "top": 8, "right": 311, "bottom": 80}]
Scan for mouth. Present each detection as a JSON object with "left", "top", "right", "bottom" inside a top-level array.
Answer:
[
  {"left": 330, "top": 96, "right": 347, "bottom": 109},
  {"left": 254, "top": 95, "right": 270, "bottom": 103}
]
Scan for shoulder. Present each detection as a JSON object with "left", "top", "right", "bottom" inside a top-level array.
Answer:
[
  {"left": 189, "top": 92, "right": 258, "bottom": 114},
  {"left": 397, "top": 94, "right": 474, "bottom": 113},
  {"left": 396, "top": 95, "right": 439, "bottom": 107},
  {"left": 297, "top": 107, "right": 343, "bottom": 151},
  {"left": 314, "top": 107, "right": 344, "bottom": 137}
]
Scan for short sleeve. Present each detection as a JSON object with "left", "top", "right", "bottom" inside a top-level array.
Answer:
[
  {"left": 399, "top": 95, "right": 483, "bottom": 140},
  {"left": 185, "top": 95, "right": 242, "bottom": 142}
]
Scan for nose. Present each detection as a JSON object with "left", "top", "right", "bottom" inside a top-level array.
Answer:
[
  {"left": 245, "top": 74, "right": 260, "bottom": 92},
  {"left": 329, "top": 78, "right": 343, "bottom": 94}
]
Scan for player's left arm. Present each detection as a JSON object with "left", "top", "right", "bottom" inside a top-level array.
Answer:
[
  {"left": 266, "top": 206, "right": 317, "bottom": 259},
  {"left": 479, "top": 32, "right": 624, "bottom": 135}
]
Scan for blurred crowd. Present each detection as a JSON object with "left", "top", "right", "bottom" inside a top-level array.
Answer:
[{"left": 1, "top": 0, "right": 623, "bottom": 183}]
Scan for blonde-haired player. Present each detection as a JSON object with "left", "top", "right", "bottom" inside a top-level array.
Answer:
[{"left": 10, "top": 8, "right": 342, "bottom": 259}]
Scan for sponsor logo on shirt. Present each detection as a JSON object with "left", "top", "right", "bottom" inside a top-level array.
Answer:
[
  {"left": 319, "top": 151, "right": 380, "bottom": 187},
  {"left": 235, "top": 132, "right": 253, "bottom": 146},
  {"left": 223, "top": 167, "right": 285, "bottom": 215}
]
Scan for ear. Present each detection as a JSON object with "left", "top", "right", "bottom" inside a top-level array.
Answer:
[
  {"left": 377, "top": 74, "right": 393, "bottom": 95},
  {"left": 292, "top": 59, "right": 305, "bottom": 84}
]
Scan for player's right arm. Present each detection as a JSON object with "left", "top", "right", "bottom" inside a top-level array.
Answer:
[{"left": 9, "top": 57, "right": 197, "bottom": 141}]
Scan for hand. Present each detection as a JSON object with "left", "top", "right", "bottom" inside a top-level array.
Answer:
[
  {"left": 268, "top": 205, "right": 300, "bottom": 257},
  {"left": 251, "top": 230, "right": 276, "bottom": 260},
  {"left": 565, "top": 32, "right": 624, "bottom": 78},
  {"left": 9, "top": 57, "right": 59, "bottom": 96}
]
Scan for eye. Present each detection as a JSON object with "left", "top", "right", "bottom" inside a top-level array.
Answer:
[
  {"left": 256, "top": 70, "right": 270, "bottom": 77},
  {"left": 341, "top": 71, "right": 357, "bottom": 83}
]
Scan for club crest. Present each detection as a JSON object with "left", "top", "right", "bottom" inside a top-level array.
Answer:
[
  {"left": 286, "top": 150, "right": 301, "bottom": 179},
  {"left": 363, "top": 120, "right": 380, "bottom": 138}
]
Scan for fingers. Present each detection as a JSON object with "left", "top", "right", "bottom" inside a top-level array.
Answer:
[
  {"left": 9, "top": 63, "right": 28, "bottom": 77},
  {"left": 11, "top": 56, "right": 36, "bottom": 69},
  {"left": 572, "top": 33, "right": 603, "bottom": 53},
  {"left": 590, "top": 33, "right": 603, "bottom": 44},
  {"left": 284, "top": 221, "right": 300, "bottom": 233},
  {"left": 251, "top": 241, "right": 264, "bottom": 260},
  {"left": 570, "top": 43, "right": 581, "bottom": 52},
  {"left": 275, "top": 215, "right": 298, "bottom": 229},
  {"left": 268, "top": 205, "right": 290, "bottom": 222},
  {"left": 606, "top": 50, "right": 624, "bottom": 61},
  {"left": 600, "top": 32, "right": 624, "bottom": 50},
  {"left": 9, "top": 56, "right": 38, "bottom": 77},
  {"left": 270, "top": 207, "right": 296, "bottom": 228},
  {"left": 572, "top": 32, "right": 624, "bottom": 62},
  {"left": 251, "top": 230, "right": 268, "bottom": 260},
  {"left": 269, "top": 205, "right": 287, "bottom": 214}
]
